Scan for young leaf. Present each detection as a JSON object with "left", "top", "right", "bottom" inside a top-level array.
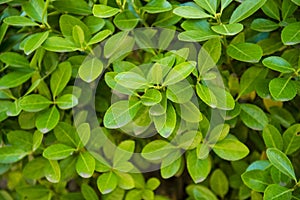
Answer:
[
  {"left": 93, "top": 5, "right": 120, "bottom": 18},
  {"left": 187, "top": 149, "right": 211, "bottom": 183},
  {"left": 142, "top": 0, "right": 172, "bottom": 14},
  {"left": 211, "top": 23, "right": 243, "bottom": 36},
  {"left": 0, "top": 71, "right": 34, "bottom": 89},
  {"left": 4, "top": 16, "right": 39, "bottom": 26},
  {"left": 115, "top": 72, "right": 148, "bottom": 89},
  {"left": 173, "top": 5, "right": 213, "bottom": 19},
  {"left": 88, "top": 29, "right": 112, "bottom": 45},
  {"left": 113, "top": 11, "right": 139, "bottom": 31},
  {"left": 266, "top": 148, "right": 297, "bottom": 182},
  {"left": 262, "top": 56, "right": 295, "bottom": 73},
  {"left": 161, "top": 151, "right": 182, "bottom": 178},
  {"left": 50, "top": 61, "right": 72, "bottom": 98},
  {"left": 0, "top": 52, "right": 30, "bottom": 68},
  {"left": 19, "top": 94, "right": 52, "bottom": 112},
  {"left": 76, "top": 152, "right": 95, "bottom": 178},
  {"left": 194, "top": 0, "right": 217, "bottom": 15},
  {"left": 35, "top": 106, "right": 60, "bottom": 134},
  {"left": 240, "top": 103, "right": 268, "bottom": 130},
  {"left": 43, "top": 144, "right": 75, "bottom": 160},
  {"left": 59, "top": 14, "right": 90, "bottom": 40},
  {"left": 227, "top": 43, "right": 263, "bottom": 63},
  {"left": 42, "top": 37, "right": 78, "bottom": 52},
  {"left": 72, "top": 25, "right": 85, "bottom": 47},
  {"left": 79, "top": 57, "right": 103, "bottom": 83},
  {"left": 166, "top": 81, "right": 193, "bottom": 103},
  {"left": 179, "top": 101, "right": 202, "bottom": 123},
  {"left": 269, "top": 78, "right": 297, "bottom": 101},
  {"left": 163, "top": 62, "right": 195, "bottom": 86},
  {"left": 97, "top": 171, "right": 118, "bottom": 194},
  {"left": 229, "top": 0, "right": 267, "bottom": 23},
  {"left": 0, "top": 147, "right": 27, "bottom": 164},
  {"left": 103, "top": 100, "right": 141, "bottom": 129},
  {"left": 212, "top": 135, "right": 249, "bottom": 161},
  {"left": 141, "top": 140, "right": 175, "bottom": 160},
  {"left": 113, "top": 140, "right": 135, "bottom": 167},
  {"left": 141, "top": 89, "right": 162, "bottom": 106},
  {"left": 55, "top": 94, "right": 78, "bottom": 110},
  {"left": 24, "top": 31, "right": 49, "bottom": 55}
]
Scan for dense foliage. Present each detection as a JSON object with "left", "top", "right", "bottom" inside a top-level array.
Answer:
[{"left": 1, "top": 0, "right": 300, "bottom": 199}]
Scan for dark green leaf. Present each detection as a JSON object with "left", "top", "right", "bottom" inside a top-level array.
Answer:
[
  {"left": 262, "top": 56, "right": 295, "bottom": 73},
  {"left": 240, "top": 104, "right": 268, "bottom": 130},
  {"left": 281, "top": 22, "right": 300, "bottom": 45},
  {"left": 227, "top": 43, "right": 263, "bottom": 63},
  {"left": 19, "top": 94, "right": 52, "bottom": 112},
  {"left": 0, "top": 71, "right": 34, "bottom": 89}
]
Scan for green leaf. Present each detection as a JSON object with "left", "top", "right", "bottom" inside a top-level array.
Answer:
[
  {"left": 79, "top": 57, "right": 103, "bottom": 83},
  {"left": 153, "top": 102, "right": 176, "bottom": 138},
  {"left": 88, "top": 29, "right": 112, "bottom": 45},
  {"left": 54, "top": 122, "right": 80, "bottom": 148},
  {"left": 194, "top": 0, "right": 217, "bottom": 15},
  {"left": 0, "top": 71, "right": 34, "bottom": 89},
  {"left": 227, "top": 43, "right": 263, "bottom": 63},
  {"left": 0, "top": 147, "right": 27, "bottom": 164},
  {"left": 113, "top": 140, "right": 135, "bottom": 167},
  {"left": 43, "top": 144, "right": 75, "bottom": 160},
  {"left": 42, "top": 37, "right": 78, "bottom": 52},
  {"left": 173, "top": 5, "right": 213, "bottom": 19},
  {"left": 141, "top": 89, "right": 162, "bottom": 106},
  {"left": 179, "top": 101, "right": 202, "bottom": 123},
  {"left": 186, "top": 185, "right": 218, "bottom": 200},
  {"left": 281, "top": 22, "right": 300, "bottom": 45},
  {"left": 19, "top": 94, "right": 52, "bottom": 112},
  {"left": 76, "top": 123, "right": 91, "bottom": 148},
  {"left": 59, "top": 15, "right": 91, "bottom": 40},
  {"left": 166, "top": 81, "right": 193, "bottom": 103},
  {"left": 240, "top": 103, "right": 268, "bottom": 130},
  {"left": 93, "top": 5, "right": 120, "bottom": 18},
  {"left": 35, "top": 106, "right": 60, "bottom": 134},
  {"left": 146, "top": 178, "right": 160, "bottom": 190},
  {"left": 22, "top": 0, "right": 46, "bottom": 23},
  {"left": 241, "top": 170, "right": 271, "bottom": 192},
  {"left": 282, "top": 0, "right": 297, "bottom": 20},
  {"left": 163, "top": 62, "right": 195, "bottom": 86},
  {"left": 161, "top": 151, "right": 182, "bottom": 178},
  {"left": 269, "top": 78, "right": 297, "bottom": 101},
  {"left": 81, "top": 183, "right": 99, "bottom": 200},
  {"left": 24, "top": 31, "right": 49, "bottom": 55},
  {"left": 33, "top": 130, "right": 43, "bottom": 151},
  {"left": 113, "top": 11, "right": 139, "bottom": 31},
  {"left": 263, "top": 124, "right": 283, "bottom": 151},
  {"left": 261, "top": 0, "right": 280, "bottom": 20},
  {"left": 115, "top": 172, "right": 135, "bottom": 190},
  {"left": 283, "top": 124, "right": 300, "bottom": 155},
  {"left": 212, "top": 135, "right": 249, "bottom": 161},
  {"left": 262, "top": 56, "right": 295, "bottom": 73},
  {"left": 44, "top": 160, "right": 61, "bottom": 183},
  {"left": 198, "top": 38, "right": 222, "bottom": 75},
  {"left": 238, "top": 66, "right": 268, "bottom": 98},
  {"left": 76, "top": 152, "right": 95, "bottom": 178},
  {"left": 4, "top": 16, "right": 39, "bottom": 26},
  {"left": 187, "top": 149, "right": 211, "bottom": 183},
  {"left": 196, "top": 84, "right": 235, "bottom": 110},
  {"left": 50, "top": 61, "right": 72, "bottom": 98},
  {"left": 178, "top": 30, "right": 219, "bottom": 42},
  {"left": 23, "top": 157, "right": 48, "bottom": 179},
  {"left": 250, "top": 18, "right": 279, "bottom": 32},
  {"left": 0, "top": 52, "right": 30, "bottom": 68},
  {"left": 210, "top": 169, "right": 229, "bottom": 198},
  {"left": 97, "top": 172, "right": 118, "bottom": 194},
  {"left": 103, "top": 100, "right": 141, "bottom": 129},
  {"left": 52, "top": 0, "right": 91, "bottom": 15},
  {"left": 229, "top": 0, "right": 267, "bottom": 24},
  {"left": 266, "top": 148, "right": 296, "bottom": 182},
  {"left": 72, "top": 25, "right": 85, "bottom": 47},
  {"left": 115, "top": 72, "right": 148, "bottom": 89},
  {"left": 221, "top": 0, "right": 233, "bottom": 11},
  {"left": 142, "top": 0, "right": 172, "bottom": 14},
  {"left": 55, "top": 94, "right": 78, "bottom": 110},
  {"left": 211, "top": 23, "right": 243, "bottom": 36},
  {"left": 292, "top": 0, "right": 300, "bottom": 5},
  {"left": 264, "top": 184, "right": 293, "bottom": 200},
  {"left": 142, "top": 140, "right": 175, "bottom": 160},
  {"left": 269, "top": 107, "right": 295, "bottom": 128}
]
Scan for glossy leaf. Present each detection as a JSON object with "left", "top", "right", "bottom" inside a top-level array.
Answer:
[
  {"left": 211, "top": 23, "right": 243, "bottom": 36},
  {"left": 269, "top": 78, "right": 297, "bottom": 101},
  {"left": 24, "top": 31, "right": 49, "bottom": 55},
  {"left": 35, "top": 106, "right": 60, "bottom": 134},
  {"left": 93, "top": 5, "right": 120, "bottom": 18},
  {"left": 0, "top": 71, "right": 34, "bottom": 89},
  {"left": 142, "top": 0, "right": 172, "bottom": 14},
  {"left": 43, "top": 144, "right": 75, "bottom": 160},
  {"left": 97, "top": 172, "right": 118, "bottom": 194},
  {"left": 283, "top": 124, "right": 300, "bottom": 155},
  {"left": 173, "top": 5, "right": 213, "bottom": 19},
  {"left": 4, "top": 16, "right": 39, "bottom": 26},
  {"left": 227, "top": 43, "right": 263, "bottom": 63},
  {"left": 187, "top": 149, "right": 211, "bottom": 183},
  {"left": 163, "top": 62, "right": 195, "bottom": 86},
  {"left": 19, "top": 94, "right": 52, "bottom": 112},
  {"left": 262, "top": 56, "right": 295, "bottom": 73},
  {"left": 76, "top": 152, "right": 95, "bottom": 178},
  {"left": 79, "top": 58, "right": 103, "bottom": 83},
  {"left": 264, "top": 184, "right": 293, "bottom": 200},
  {"left": 240, "top": 104, "right": 268, "bottom": 130},
  {"left": 281, "top": 22, "right": 300, "bottom": 45}
]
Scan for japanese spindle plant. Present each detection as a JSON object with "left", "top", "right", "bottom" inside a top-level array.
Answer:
[{"left": 0, "top": 0, "right": 300, "bottom": 199}]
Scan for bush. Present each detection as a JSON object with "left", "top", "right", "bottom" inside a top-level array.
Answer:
[{"left": 1, "top": 0, "right": 300, "bottom": 199}]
